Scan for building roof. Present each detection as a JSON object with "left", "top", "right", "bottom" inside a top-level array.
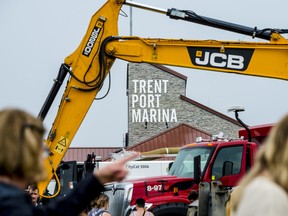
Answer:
[
  {"left": 62, "top": 147, "right": 121, "bottom": 163},
  {"left": 180, "top": 95, "right": 242, "bottom": 126},
  {"left": 126, "top": 123, "right": 211, "bottom": 152},
  {"left": 151, "top": 64, "right": 188, "bottom": 80},
  {"left": 62, "top": 123, "right": 211, "bottom": 162}
]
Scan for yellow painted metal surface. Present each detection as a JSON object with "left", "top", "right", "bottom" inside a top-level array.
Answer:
[
  {"left": 38, "top": 0, "right": 288, "bottom": 196},
  {"left": 38, "top": 0, "right": 123, "bottom": 196}
]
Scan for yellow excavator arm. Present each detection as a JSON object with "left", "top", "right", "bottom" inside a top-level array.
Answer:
[
  {"left": 37, "top": 0, "right": 288, "bottom": 196},
  {"left": 105, "top": 36, "right": 288, "bottom": 80}
]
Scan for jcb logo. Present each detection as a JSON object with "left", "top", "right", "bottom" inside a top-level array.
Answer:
[
  {"left": 195, "top": 51, "right": 244, "bottom": 70},
  {"left": 188, "top": 47, "right": 254, "bottom": 71}
]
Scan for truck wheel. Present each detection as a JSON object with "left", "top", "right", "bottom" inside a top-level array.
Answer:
[{"left": 151, "top": 202, "right": 187, "bottom": 216}]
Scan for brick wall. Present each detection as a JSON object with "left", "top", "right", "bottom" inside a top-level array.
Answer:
[{"left": 127, "top": 63, "right": 241, "bottom": 146}]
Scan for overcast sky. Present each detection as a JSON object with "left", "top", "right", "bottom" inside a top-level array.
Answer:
[{"left": 1, "top": 0, "right": 288, "bottom": 147}]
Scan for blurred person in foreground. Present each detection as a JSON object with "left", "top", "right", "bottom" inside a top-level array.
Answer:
[
  {"left": 232, "top": 114, "right": 288, "bottom": 216},
  {"left": 0, "top": 108, "right": 138, "bottom": 216}
]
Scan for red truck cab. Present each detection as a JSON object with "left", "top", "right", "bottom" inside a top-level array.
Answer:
[{"left": 105, "top": 137, "right": 258, "bottom": 216}]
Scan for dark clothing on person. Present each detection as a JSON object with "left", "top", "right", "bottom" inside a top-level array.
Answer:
[{"left": 0, "top": 174, "right": 104, "bottom": 216}]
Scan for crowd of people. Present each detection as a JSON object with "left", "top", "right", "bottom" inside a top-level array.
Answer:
[{"left": 0, "top": 107, "right": 288, "bottom": 216}]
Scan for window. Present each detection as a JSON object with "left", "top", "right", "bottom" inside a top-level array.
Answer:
[
  {"left": 211, "top": 146, "right": 243, "bottom": 180},
  {"left": 168, "top": 147, "right": 214, "bottom": 178}
]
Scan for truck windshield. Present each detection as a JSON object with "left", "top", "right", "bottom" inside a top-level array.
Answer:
[{"left": 168, "top": 147, "right": 214, "bottom": 178}]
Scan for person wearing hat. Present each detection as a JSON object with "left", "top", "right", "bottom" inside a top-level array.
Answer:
[{"left": 129, "top": 198, "right": 154, "bottom": 216}]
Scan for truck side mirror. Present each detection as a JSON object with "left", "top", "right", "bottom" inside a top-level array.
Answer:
[
  {"left": 194, "top": 155, "right": 201, "bottom": 184},
  {"left": 222, "top": 161, "right": 233, "bottom": 176},
  {"left": 168, "top": 162, "right": 173, "bottom": 171}
]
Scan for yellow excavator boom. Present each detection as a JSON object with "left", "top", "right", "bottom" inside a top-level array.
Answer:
[{"left": 37, "top": 0, "right": 288, "bottom": 196}]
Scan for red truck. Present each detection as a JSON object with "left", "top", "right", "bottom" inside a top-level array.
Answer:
[{"left": 104, "top": 113, "right": 273, "bottom": 216}]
